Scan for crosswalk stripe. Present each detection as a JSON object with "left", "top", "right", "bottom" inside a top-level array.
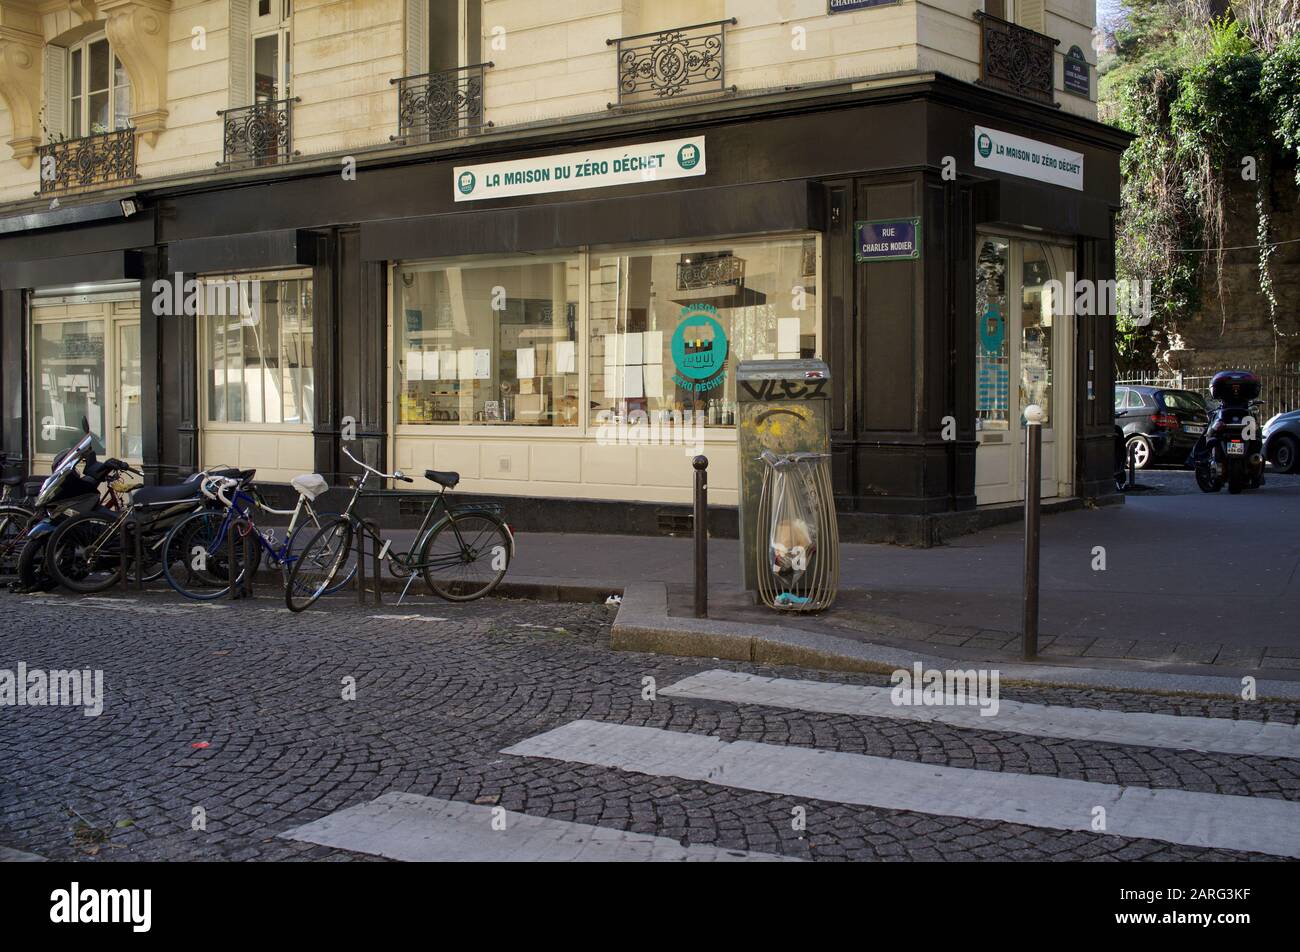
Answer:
[
  {"left": 502, "top": 720, "right": 1300, "bottom": 859},
  {"left": 660, "top": 669, "right": 1300, "bottom": 760},
  {"left": 279, "top": 791, "right": 796, "bottom": 862}
]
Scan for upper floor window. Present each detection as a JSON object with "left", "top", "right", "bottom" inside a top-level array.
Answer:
[
  {"left": 429, "top": 0, "right": 481, "bottom": 71},
  {"left": 67, "top": 35, "right": 131, "bottom": 138},
  {"left": 252, "top": 0, "right": 292, "bottom": 101},
  {"left": 407, "top": 0, "right": 482, "bottom": 75}
]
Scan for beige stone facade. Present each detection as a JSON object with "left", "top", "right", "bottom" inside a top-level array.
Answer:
[{"left": 0, "top": 0, "right": 1097, "bottom": 203}]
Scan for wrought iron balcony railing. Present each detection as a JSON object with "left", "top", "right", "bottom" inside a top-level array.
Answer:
[
  {"left": 36, "top": 128, "right": 137, "bottom": 195},
  {"left": 606, "top": 18, "right": 737, "bottom": 109},
  {"left": 391, "top": 62, "right": 493, "bottom": 143},
  {"left": 218, "top": 97, "right": 299, "bottom": 167},
  {"left": 974, "top": 12, "right": 1058, "bottom": 106}
]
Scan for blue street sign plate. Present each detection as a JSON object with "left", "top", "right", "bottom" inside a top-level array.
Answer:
[{"left": 855, "top": 218, "right": 921, "bottom": 262}]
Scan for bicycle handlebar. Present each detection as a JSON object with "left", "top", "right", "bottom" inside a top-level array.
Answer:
[{"left": 341, "top": 445, "right": 412, "bottom": 482}]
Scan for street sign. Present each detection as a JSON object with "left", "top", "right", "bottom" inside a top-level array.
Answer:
[{"left": 854, "top": 218, "right": 921, "bottom": 262}]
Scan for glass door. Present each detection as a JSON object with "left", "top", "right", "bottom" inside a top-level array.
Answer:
[
  {"left": 974, "top": 235, "right": 1073, "bottom": 505},
  {"left": 115, "top": 321, "right": 142, "bottom": 462}
]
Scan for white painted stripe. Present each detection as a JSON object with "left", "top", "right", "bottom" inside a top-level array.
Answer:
[
  {"left": 0, "top": 846, "right": 45, "bottom": 862},
  {"left": 280, "top": 792, "right": 795, "bottom": 862},
  {"left": 503, "top": 720, "right": 1300, "bottom": 859},
  {"left": 661, "top": 670, "right": 1300, "bottom": 760},
  {"left": 368, "top": 614, "right": 449, "bottom": 622}
]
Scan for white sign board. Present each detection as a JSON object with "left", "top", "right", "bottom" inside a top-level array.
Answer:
[
  {"left": 973, "top": 126, "right": 1084, "bottom": 192},
  {"left": 454, "top": 137, "right": 707, "bottom": 202}
]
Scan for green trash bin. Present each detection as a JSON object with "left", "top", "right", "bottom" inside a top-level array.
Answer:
[{"left": 736, "top": 359, "right": 834, "bottom": 598}]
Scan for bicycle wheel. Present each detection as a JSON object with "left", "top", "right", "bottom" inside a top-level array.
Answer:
[
  {"left": 0, "top": 505, "right": 34, "bottom": 577},
  {"left": 283, "top": 514, "right": 357, "bottom": 594},
  {"left": 285, "top": 518, "right": 353, "bottom": 612},
  {"left": 419, "top": 512, "right": 511, "bottom": 602},
  {"left": 161, "top": 510, "right": 255, "bottom": 600},
  {"left": 46, "top": 514, "right": 124, "bottom": 594}
]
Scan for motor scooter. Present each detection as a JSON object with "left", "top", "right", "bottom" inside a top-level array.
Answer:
[{"left": 1189, "top": 370, "right": 1266, "bottom": 495}]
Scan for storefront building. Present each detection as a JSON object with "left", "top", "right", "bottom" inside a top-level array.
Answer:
[{"left": 0, "top": 0, "right": 1128, "bottom": 543}]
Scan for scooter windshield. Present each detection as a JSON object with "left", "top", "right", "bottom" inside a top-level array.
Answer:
[{"left": 34, "top": 433, "right": 94, "bottom": 507}]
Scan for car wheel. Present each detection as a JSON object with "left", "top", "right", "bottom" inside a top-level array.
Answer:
[
  {"left": 1125, "top": 434, "right": 1153, "bottom": 470},
  {"left": 1271, "top": 434, "right": 1299, "bottom": 474}
]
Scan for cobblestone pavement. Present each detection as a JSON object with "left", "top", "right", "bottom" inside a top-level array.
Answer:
[{"left": 1, "top": 587, "right": 1298, "bottom": 862}]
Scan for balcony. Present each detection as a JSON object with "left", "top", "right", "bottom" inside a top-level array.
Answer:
[
  {"left": 974, "top": 12, "right": 1058, "bottom": 106},
  {"left": 218, "top": 97, "right": 299, "bottom": 167},
  {"left": 606, "top": 18, "right": 737, "bottom": 110},
  {"left": 36, "top": 128, "right": 137, "bottom": 195},
  {"left": 391, "top": 63, "right": 493, "bottom": 144}
]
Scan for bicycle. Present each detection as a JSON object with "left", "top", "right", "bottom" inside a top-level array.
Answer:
[
  {"left": 43, "top": 466, "right": 232, "bottom": 594},
  {"left": 161, "top": 471, "right": 356, "bottom": 600},
  {"left": 285, "top": 447, "right": 513, "bottom": 612}
]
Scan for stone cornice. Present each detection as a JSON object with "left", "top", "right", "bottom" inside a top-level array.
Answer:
[{"left": 100, "top": 0, "right": 168, "bottom": 145}]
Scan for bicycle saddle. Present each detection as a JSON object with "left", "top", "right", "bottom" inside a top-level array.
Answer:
[
  {"left": 424, "top": 469, "right": 460, "bottom": 489},
  {"left": 0, "top": 473, "right": 22, "bottom": 487}
]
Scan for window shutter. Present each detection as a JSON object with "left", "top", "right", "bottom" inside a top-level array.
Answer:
[
  {"left": 230, "top": 0, "right": 251, "bottom": 107},
  {"left": 44, "top": 45, "right": 67, "bottom": 140},
  {"left": 1018, "top": 0, "right": 1045, "bottom": 34},
  {"left": 406, "top": 0, "right": 427, "bottom": 76}
]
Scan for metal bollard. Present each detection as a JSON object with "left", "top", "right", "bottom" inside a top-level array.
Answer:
[
  {"left": 134, "top": 523, "right": 144, "bottom": 591},
  {"left": 1127, "top": 441, "right": 1137, "bottom": 489},
  {"left": 355, "top": 528, "right": 366, "bottom": 605},
  {"left": 242, "top": 531, "right": 254, "bottom": 598},
  {"left": 1022, "top": 405, "right": 1044, "bottom": 660},
  {"left": 693, "top": 455, "right": 708, "bottom": 619},
  {"left": 119, "top": 521, "right": 130, "bottom": 593}
]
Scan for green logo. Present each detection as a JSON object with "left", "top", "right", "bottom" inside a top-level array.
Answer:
[
  {"left": 457, "top": 170, "right": 476, "bottom": 195},
  {"left": 977, "top": 133, "right": 993, "bottom": 158},
  {"left": 671, "top": 305, "right": 727, "bottom": 382},
  {"left": 676, "top": 143, "right": 701, "bottom": 170}
]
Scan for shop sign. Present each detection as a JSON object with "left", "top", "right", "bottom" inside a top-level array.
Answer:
[
  {"left": 1064, "top": 46, "right": 1090, "bottom": 97},
  {"left": 453, "top": 136, "right": 707, "bottom": 202},
  {"left": 670, "top": 304, "right": 729, "bottom": 394},
  {"left": 974, "top": 126, "right": 1084, "bottom": 191},
  {"left": 854, "top": 218, "right": 920, "bottom": 262},
  {"left": 828, "top": 0, "right": 896, "bottom": 12}
]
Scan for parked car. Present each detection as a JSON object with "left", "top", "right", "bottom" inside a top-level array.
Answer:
[
  {"left": 1262, "top": 409, "right": 1300, "bottom": 473},
  {"left": 1114, "top": 385, "right": 1210, "bottom": 469}
]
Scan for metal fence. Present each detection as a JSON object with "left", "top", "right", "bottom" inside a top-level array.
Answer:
[{"left": 1117, "top": 363, "right": 1300, "bottom": 414}]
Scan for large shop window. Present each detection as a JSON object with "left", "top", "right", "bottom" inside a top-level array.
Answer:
[
  {"left": 395, "top": 256, "right": 581, "bottom": 425},
  {"left": 33, "top": 318, "right": 106, "bottom": 454},
  {"left": 590, "top": 237, "right": 818, "bottom": 427},
  {"left": 202, "top": 271, "right": 314, "bottom": 425}
]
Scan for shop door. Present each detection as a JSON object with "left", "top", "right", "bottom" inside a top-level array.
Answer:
[
  {"left": 30, "top": 291, "right": 141, "bottom": 471},
  {"left": 974, "top": 235, "right": 1074, "bottom": 505},
  {"left": 114, "top": 320, "right": 142, "bottom": 461}
]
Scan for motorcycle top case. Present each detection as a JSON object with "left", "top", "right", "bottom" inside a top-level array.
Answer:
[{"left": 1210, "top": 370, "right": 1261, "bottom": 402}]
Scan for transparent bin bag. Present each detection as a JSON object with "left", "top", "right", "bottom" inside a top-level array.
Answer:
[{"left": 762, "top": 452, "right": 820, "bottom": 585}]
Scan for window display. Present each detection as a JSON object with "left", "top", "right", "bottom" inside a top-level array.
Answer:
[
  {"left": 588, "top": 237, "right": 817, "bottom": 428},
  {"left": 394, "top": 256, "right": 580, "bottom": 426}
]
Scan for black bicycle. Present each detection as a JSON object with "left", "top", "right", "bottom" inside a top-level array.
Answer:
[{"left": 285, "top": 447, "right": 513, "bottom": 612}]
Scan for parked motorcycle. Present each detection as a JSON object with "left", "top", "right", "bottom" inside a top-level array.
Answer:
[
  {"left": 1188, "top": 370, "right": 1266, "bottom": 495},
  {"left": 9, "top": 421, "right": 133, "bottom": 592}
]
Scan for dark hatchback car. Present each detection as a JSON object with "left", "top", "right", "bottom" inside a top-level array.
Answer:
[{"left": 1114, "top": 385, "right": 1210, "bottom": 469}]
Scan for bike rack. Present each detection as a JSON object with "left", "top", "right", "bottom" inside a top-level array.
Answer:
[
  {"left": 227, "top": 523, "right": 255, "bottom": 600},
  {"left": 354, "top": 519, "right": 383, "bottom": 606},
  {"left": 118, "top": 519, "right": 145, "bottom": 592}
]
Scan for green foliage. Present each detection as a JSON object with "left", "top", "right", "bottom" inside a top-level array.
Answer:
[
  {"left": 1105, "top": 9, "right": 1297, "bottom": 357},
  {"left": 1260, "top": 33, "right": 1300, "bottom": 183}
]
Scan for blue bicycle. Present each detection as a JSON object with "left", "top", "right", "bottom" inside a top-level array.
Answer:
[{"left": 160, "top": 472, "right": 355, "bottom": 600}]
